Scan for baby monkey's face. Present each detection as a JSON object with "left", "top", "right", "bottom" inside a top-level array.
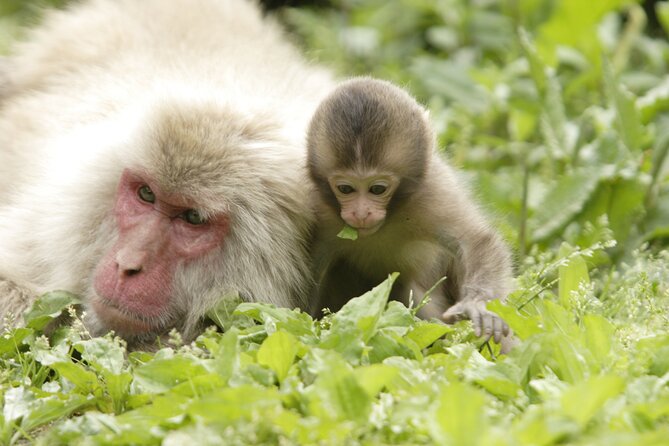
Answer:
[{"left": 328, "top": 171, "right": 399, "bottom": 237}]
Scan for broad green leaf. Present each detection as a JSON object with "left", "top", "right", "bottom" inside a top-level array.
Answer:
[
  {"left": 547, "top": 332, "right": 589, "bottom": 384},
  {"left": 467, "top": 362, "right": 523, "bottom": 400},
  {"left": 557, "top": 243, "right": 590, "bottom": 310},
  {"left": 377, "top": 300, "right": 414, "bottom": 330},
  {"left": 0, "top": 327, "right": 32, "bottom": 356},
  {"left": 603, "top": 57, "right": 645, "bottom": 151},
  {"left": 638, "top": 76, "right": 669, "bottom": 123},
  {"left": 561, "top": 375, "right": 625, "bottom": 426},
  {"left": 429, "top": 382, "right": 488, "bottom": 446},
  {"left": 3, "top": 387, "right": 90, "bottom": 438},
  {"left": 205, "top": 328, "right": 239, "bottom": 382},
  {"left": 103, "top": 370, "right": 133, "bottom": 414},
  {"left": 3, "top": 387, "right": 32, "bottom": 423},
  {"left": 512, "top": 406, "right": 579, "bottom": 446},
  {"left": 188, "top": 386, "right": 281, "bottom": 423},
  {"left": 24, "top": 291, "right": 80, "bottom": 330},
  {"left": 206, "top": 293, "right": 245, "bottom": 331},
  {"left": 582, "top": 314, "right": 614, "bottom": 364},
  {"left": 309, "top": 367, "right": 371, "bottom": 423},
  {"left": 607, "top": 178, "right": 646, "bottom": 246},
  {"left": 538, "top": 300, "right": 580, "bottom": 340},
  {"left": 235, "top": 303, "right": 315, "bottom": 337},
  {"left": 51, "top": 362, "right": 100, "bottom": 394},
  {"left": 257, "top": 330, "right": 298, "bottom": 383},
  {"left": 31, "top": 336, "right": 71, "bottom": 365},
  {"left": 407, "top": 322, "right": 451, "bottom": 350},
  {"left": 353, "top": 364, "right": 399, "bottom": 397},
  {"left": 410, "top": 57, "right": 489, "bottom": 113},
  {"left": 367, "top": 329, "right": 419, "bottom": 363},
  {"left": 649, "top": 346, "right": 669, "bottom": 377},
  {"left": 133, "top": 355, "right": 209, "bottom": 394},
  {"left": 487, "top": 299, "right": 543, "bottom": 340},
  {"left": 77, "top": 337, "right": 126, "bottom": 375},
  {"left": 532, "top": 168, "right": 602, "bottom": 242},
  {"left": 536, "top": 0, "right": 628, "bottom": 65},
  {"left": 327, "top": 273, "right": 398, "bottom": 342},
  {"left": 337, "top": 225, "right": 358, "bottom": 240},
  {"left": 20, "top": 393, "right": 90, "bottom": 433}
]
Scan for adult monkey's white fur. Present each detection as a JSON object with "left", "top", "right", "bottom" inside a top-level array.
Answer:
[{"left": 0, "top": 0, "right": 333, "bottom": 342}]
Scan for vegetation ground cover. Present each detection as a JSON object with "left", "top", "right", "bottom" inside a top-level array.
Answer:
[{"left": 1, "top": 0, "right": 668, "bottom": 444}]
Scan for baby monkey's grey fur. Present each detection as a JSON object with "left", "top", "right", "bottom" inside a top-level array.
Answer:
[{"left": 308, "top": 77, "right": 514, "bottom": 346}]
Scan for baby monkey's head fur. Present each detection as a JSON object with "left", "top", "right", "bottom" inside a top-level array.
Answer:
[{"left": 307, "top": 77, "right": 433, "bottom": 214}]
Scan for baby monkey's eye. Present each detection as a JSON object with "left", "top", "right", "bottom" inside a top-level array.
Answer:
[
  {"left": 337, "top": 185, "right": 355, "bottom": 194},
  {"left": 369, "top": 184, "right": 387, "bottom": 195}
]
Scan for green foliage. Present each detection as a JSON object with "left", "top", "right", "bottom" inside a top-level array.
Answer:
[
  {"left": 2, "top": 0, "right": 669, "bottom": 444},
  {"left": 0, "top": 248, "right": 667, "bottom": 445}
]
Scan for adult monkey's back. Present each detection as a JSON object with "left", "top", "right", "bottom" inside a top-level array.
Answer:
[{"left": 0, "top": 0, "right": 333, "bottom": 346}]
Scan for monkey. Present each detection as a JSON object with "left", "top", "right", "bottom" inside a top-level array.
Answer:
[
  {"left": 307, "top": 78, "right": 514, "bottom": 345},
  {"left": 0, "top": 0, "right": 334, "bottom": 346}
]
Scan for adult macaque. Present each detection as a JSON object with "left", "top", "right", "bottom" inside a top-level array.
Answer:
[
  {"left": 0, "top": 0, "right": 333, "bottom": 345},
  {"left": 308, "top": 78, "right": 513, "bottom": 345}
]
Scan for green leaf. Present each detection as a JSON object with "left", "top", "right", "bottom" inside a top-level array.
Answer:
[
  {"left": 235, "top": 303, "right": 315, "bottom": 337},
  {"left": 532, "top": 169, "right": 602, "bottom": 241},
  {"left": 353, "top": 364, "right": 399, "bottom": 397},
  {"left": 407, "top": 322, "right": 452, "bottom": 350},
  {"left": 188, "top": 386, "right": 281, "bottom": 424},
  {"left": 206, "top": 293, "right": 245, "bottom": 331},
  {"left": 557, "top": 243, "right": 590, "bottom": 310},
  {"left": 561, "top": 375, "right": 625, "bottom": 426},
  {"left": 367, "top": 329, "right": 419, "bottom": 363},
  {"left": 24, "top": 291, "right": 80, "bottom": 330},
  {"left": 337, "top": 225, "right": 358, "bottom": 240},
  {"left": 309, "top": 365, "right": 372, "bottom": 423},
  {"left": 603, "top": 57, "right": 645, "bottom": 151},
  {"left": 327, "top": 273, "right": 398, "bottom": 343},
  {"left": 468, "top": 364, "right": 522, "bottom": 401},
  {"left": 582, "top": 314, "right": 615, "bottom": 364},
  {"left": 20, "top": 393, "right": 90, "bottom": 433},
  {"left": 546, "top": 332, "right": 589, "bottom": 384},
  {"left": 487, "top": 298, "right": 543, "bottom": 340},
  {"left": 51, "top": 361, "right": 100, "bottom": 394},
  {"left": 257, "top": 331, "right": 298, "bottom": 383},
  {"left": 429, "top": 382, "right": 488, "bottom": 446},
  {"left": 133, "top": 354, "right": 209, "bottom": 394},
  {"left": 103, "top": 370, "right": 133, "bottom": 414},
  {"left": 377, "top": 300, "right": 414, "bottom": 330},
  {"left": 77, "top": 337, "right": 126, "bottom": 375},
  {"left": 0, "top": 327, "right": 32, "bottom": 357}
]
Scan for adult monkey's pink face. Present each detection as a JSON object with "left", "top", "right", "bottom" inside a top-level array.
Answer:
[{"left": 92, "top": 169, "right": 229, "bottom": 337}]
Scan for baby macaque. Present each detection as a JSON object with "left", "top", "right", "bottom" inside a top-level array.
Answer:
[{"left": 308, "top": 78, "right": 513, "bottom": 344}]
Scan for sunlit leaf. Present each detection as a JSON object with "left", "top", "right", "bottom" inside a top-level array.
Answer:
[
  {"left": 257, "top": 331, "right": 298, "bottom": 383},
  {"left": 337, "top": 225, "right": 359, "bottom": 240},
  {"left": 561, "top": 375, "right": 625, "bottom": 426},
  {"left": 24, "top": 291, "right": 80, "bottom": 330}
]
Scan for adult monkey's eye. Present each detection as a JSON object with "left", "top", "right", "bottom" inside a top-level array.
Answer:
[
  {"left": 337, "top": 184, "right": 355, "bottom": 194},
  {"left": 183, "top": 209, "right": 206, "bottom": 225},
  {"left": 137, "top": 185, "right": 156, "bottom": 203},
  {"left": 369, "top": 184, "right": 387, "bottom": 195}
]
